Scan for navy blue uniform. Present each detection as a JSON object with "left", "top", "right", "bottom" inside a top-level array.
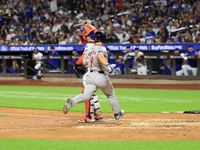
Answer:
[
  {"left": 114, "top": 61, "right": 126, "bottom": 74},
  {"left": 47, "top": 51, "right": 60, "bottom": 69}
]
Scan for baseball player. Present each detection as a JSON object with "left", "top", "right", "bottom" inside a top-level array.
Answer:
[
  {"left": 74, "top": 24, "right": 103, "bottom": 123},
  {"left": 63, "top": 31, "right": 125, "bottom": 120},
  {"left": 133, "top": 48, "right": 147, "bottom": 75},
  {"left": 181, "top": 45, "right": 198, "bottom": 76},
  {"left": 32, "top": 48, "right": 43, "bottom": 79},
  {"left": 123, "top": 45, "right": 134, "bottom": 69},
  {"left": 170, "top": 48, "right": 183, "bottom": 76}
]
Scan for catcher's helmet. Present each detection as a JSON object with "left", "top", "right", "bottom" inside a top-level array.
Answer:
[
  {"left": 94, "top": 31, "right": 107, "bottom": 43},
  {"left": 78, "top": 23, "right": 98, "bottom": 37}
]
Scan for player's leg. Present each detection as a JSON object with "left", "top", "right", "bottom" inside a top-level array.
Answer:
[
  {"left": 182, "top": 65, "right": 189, "bottom": 76},
  {"left": 91, "top": 73, "right": 121, "bottom": 114},
  {"left": 137, "top": 67, "right": 142, "bottom": 75},
  {"left": 63, "top": 83, "right": 98, "bottom": 115},
  {"left": 33, "top": 63, "right": 41, "bottom": 79},
  {"left": 78, "top": 75, "right": 96, "bottom": 122},
  {"left": 97, "top": 76, "right": 124, "bottom": 119},
  {"left": 191, "top": 67, "right": 197, "bottom": 76},
  {"left": 176, "top": 70, "right": 183, "bottom": 76},
  {"left": 141, "top": 66, "right": 147, "bottom": 75}
]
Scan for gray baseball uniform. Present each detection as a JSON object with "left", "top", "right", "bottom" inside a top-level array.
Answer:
[{"left": 70, "top": 45, "right": 121, "bottom": 113}]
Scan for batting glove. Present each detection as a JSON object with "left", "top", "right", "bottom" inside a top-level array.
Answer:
[{"left": 105, "top": 64, "right": 113, "bottom": 74}]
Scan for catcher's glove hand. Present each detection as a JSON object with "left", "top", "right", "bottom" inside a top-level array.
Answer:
[{"left": 73, "top": 64, "right": 88, "bottom": 78}]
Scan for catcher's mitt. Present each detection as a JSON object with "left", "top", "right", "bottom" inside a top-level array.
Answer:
[{"left": 73, "top": 64, "right": 88, "bottom": 78}]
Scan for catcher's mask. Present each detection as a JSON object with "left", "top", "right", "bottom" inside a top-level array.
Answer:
[{"left": 94, "top": 31, "right": 107, "bottom": 43}]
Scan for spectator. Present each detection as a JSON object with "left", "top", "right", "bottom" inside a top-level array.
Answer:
[
  {"left": 24, "top": 2, "right": 33, "bottom": 22},
  {"left": 158, "top": 62, "right": 172, "bottom": 75},
  {"left": 10, "top": 37, "right": 18, "bottom": 45},
  {"left": 0, "top": 0, "right": 200, "bottom": 46},
  {"left": 60, "top": 20, "right": 69, "bottom": 33},
  {"left": 52, "top": 22, "right": 61, "bottom": 33},
  {"left": 181, "top": 45, "right": 198, "bottom": 76},
  {"left": 46, "top": 46, "right": 60, "bottom": 69},
  {"left": 6, "top": 29, "right": 15, "bottom": 41}
]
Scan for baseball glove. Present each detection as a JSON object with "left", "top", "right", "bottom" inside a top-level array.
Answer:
[{"left": 73, "top": 64, "right": 88, "bottom": 78}]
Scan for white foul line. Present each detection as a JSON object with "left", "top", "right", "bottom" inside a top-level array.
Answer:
[{"left": 0, "top": 113, "right": 73, "bottom": 120}]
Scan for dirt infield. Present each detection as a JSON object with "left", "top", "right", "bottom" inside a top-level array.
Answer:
[{"left": 0, "top": 79, "right": 200, "bottom": 141}]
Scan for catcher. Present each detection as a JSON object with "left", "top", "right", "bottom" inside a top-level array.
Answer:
[{"left": 72, "top": 23, "right": 103, "bottom": 123}]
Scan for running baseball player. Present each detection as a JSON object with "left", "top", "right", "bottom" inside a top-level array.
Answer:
[
  {"left": 73, "top": 24, "right": 103, "bottom": 123},
  {"left": 63, "top": 31, "right": 124, "bottom": 120},
  {"left": 32, "top": 48, "right": 43, "bottom": 79}
]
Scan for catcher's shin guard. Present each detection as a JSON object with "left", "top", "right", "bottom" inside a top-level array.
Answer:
[{"left": 93, "top": 94, "right": 101, "bottom": 112}]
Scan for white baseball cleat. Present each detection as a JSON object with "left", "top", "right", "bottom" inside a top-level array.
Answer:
[
  {"left": 114, "top": 110, "right": 125, "bottom": 120},
  {"left": 63, "top": 98, "right": 72, "bottom": 114}
]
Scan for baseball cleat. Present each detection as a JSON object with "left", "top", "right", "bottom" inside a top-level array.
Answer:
[
  {"left": 63, "top": 98, "right": 72, "bottom": 114},
  {"left": 78, "top": 117, "right": 96, "bottom": 123},
  {"left": 94, "top": 113, "right": 103, "bottom": 120},
  {"left": 114, "top": 110, "right": 125, "bottom": 120}
]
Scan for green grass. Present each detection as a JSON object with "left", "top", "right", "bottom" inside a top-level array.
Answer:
[
  {"left": 0, "top": 114, "right": 8, "bottom": 117},
  {"left": 0, "top": 85, "right": 199, "bottom": 150},
  {"left": 0, "top": 139, "right": 200, "bottom": 150},
  {"left": 0, "top": 86, "right": 199, "bottom": 113}
]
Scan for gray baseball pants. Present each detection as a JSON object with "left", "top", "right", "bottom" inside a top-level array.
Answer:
[{"left": 71, "top": 72, "right": 121, "bottom": 113}]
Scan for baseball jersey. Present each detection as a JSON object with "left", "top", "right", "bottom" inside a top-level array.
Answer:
[
  {"left": 136, "top": 51, "right": 146, "bottom": 66},
  {"left": 83, "top": 45, "right": 107, "bottom": 72},
  {"left": 33, "top": 52, "right": 43, "bottom": 64}
]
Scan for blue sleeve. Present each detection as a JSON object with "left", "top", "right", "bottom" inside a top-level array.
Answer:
[
  {"left": 55, "top": 51, "right": 59, "bottom": 56},
  {"left": 166, "top": 68, "right": 172, "bottom": 75},
  {"left": 184, "top": 51, "right": 197, "bottom": 56}
]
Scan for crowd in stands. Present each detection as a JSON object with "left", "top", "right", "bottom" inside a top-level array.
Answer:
[{"left": 0, "top": 0, "right": 200, "bottom": 45}]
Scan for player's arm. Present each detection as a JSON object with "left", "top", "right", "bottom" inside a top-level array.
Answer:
[
  {"left": 97, "top": 53, "right": 113, "bottom": 73},
  {"left": 97, "top": 53, "right": 109, "bottom": 65},
  {"left": 32, "top": 53, "right": 36, "bottom": 60},
  {"left": 76, "top": 53, "right": 86, "bottom": 65},
  {"left": 77, "top": 29, "right": 86, "bottom": 44},
  {"left": 134, "top": 52, "right": 144, "bottom": 62}
]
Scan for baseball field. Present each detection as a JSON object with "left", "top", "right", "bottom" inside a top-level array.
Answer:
[{"left": 0, "top": 79, "right": 200, "bottom": 150}]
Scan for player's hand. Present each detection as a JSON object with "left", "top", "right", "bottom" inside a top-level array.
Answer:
[
  {"left": 77, "top": 29, "right": 83, "bottom": 37},
  {"left": 105, "top": 64, "right": 113, "bottom": 73}
]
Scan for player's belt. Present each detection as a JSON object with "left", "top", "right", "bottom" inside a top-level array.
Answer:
[{"left": 90, "top": 70, "right": 104, "bottom": 74}]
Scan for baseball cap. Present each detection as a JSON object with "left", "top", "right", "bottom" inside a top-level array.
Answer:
[
  {"left": 174, "top": 48, "right": 180, "bottom": 50},
  {"left": 106, "top": 47, "right": 110, "bottom": 51},
  {"left": 50, "top": 46, "right": 55, "bottom": 49},
  {"left": 126, "top": 45, "right": 130, "bottom": 48},
  {"left": 33, "top": 48, "right": 38, "bottom": 51},
  {"left": 134, "top": 48, "right": 139, "bottom": 50},
  {"left": 159, "top": 62, "right": 166, "bottom": 67},
  {"left": 188, "top": 45, "right": 193, "bottom": 48}
]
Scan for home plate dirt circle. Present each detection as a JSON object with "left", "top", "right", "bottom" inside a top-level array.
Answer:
[
  {"left": 0, "top": 108, "right": 200, "bottom": 141},
  {"left": 1, "top": 112, "right": 200, "bottom": 131}
]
